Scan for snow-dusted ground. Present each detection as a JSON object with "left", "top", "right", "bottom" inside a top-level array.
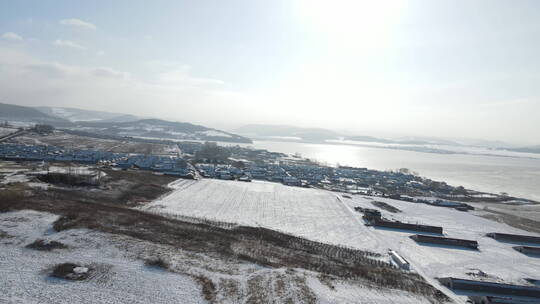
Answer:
[
  {"left": 0, "top": 210, "right": 434, "bottom": 304},
  {"left": 198, "top": 130, "right": 232, "bottom": 138},
  {"left": 1, "top": 164, "right": 104, "bottom": 186},
  {"left": 1, "top": 172, "right": 31, "bottom": 184},
  {"left": 0, "top": 127, "right": 18, "bottom": 137},
  {"left": 144, "top": 179, "right": 540, "bottom": 295},
  {"left": 0, "top": 210, "right": 205, "bottom": 304},
  {"left": 0, "top": 162, "right": 29, "bottom": 184},
  {"left": 306, "top": 277, "right": 430, "bottom": 304},
  {"left": 472, "top": 202, "right": 540, "bottom": 222}
]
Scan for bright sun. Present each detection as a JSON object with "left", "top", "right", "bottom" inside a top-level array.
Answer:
[{"left": 296, "top": 0, "right": 405, "bottom": 47}]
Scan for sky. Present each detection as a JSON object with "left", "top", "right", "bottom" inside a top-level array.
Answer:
[{"left": 1, "top": 0, "right": 539, "bottom": 145}]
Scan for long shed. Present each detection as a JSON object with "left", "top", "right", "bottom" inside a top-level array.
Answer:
[
  {"left": 486, "top": 233, "right": 540, "bottom": 245},
  {"left": 513, "top": 246, "right": 540, "bottom": 256},
  {"left": 438, "top": 277, "right": 540, "bottom": 298},
  {"left": 410, "top": 234, "right": 478, "bottom": 249},
  {"left": 369, "top": 218, "right": 443, "bottom": 234}
]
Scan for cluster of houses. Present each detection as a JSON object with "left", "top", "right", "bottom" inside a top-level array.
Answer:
[
  {"left": 0, "top": 143, "right": 195, "bottom": 177},
  {"left": 195, "top": 163, "right": 251, "bottom": 181},
  {"left": 191, "top": 156, "right": 468, "bottom": 200}
]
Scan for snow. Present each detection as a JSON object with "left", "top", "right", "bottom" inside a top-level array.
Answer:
[
  {"left": 0, "top": 127, "right": 18, "bottom": 137},
  {"left": 265, "top": 136, "right": 303, "bottom": 141},
  {"left": 0, "top": 210, "right": 440, "bottom": 303},
  {"left": 0, "top": 210, "right": 206, "bottom": 304},
  {"left": 306, "top": 276, "right": 431, "bottom": 304},
  {"left": 2, "top": 121, "right": 34, "bottom": 128},
  {"left": 343, "top": 197, "right": 540, "bottom": 284},
  {"left": 51, "top": 107, "right": 75, "bottom": 120},
  {"left": 1, "top": 172, "right": 31, "bottom": 184},
  {"left": 26, "top": 182, "right": 50, "bottom": 190},
  {"left": 47, "top": 165, "right": 101, "bottom": 176},
  {"left": 73, "top": 266, "right": 89, "bottom": 274},
  {"left": 199, "top": 130, "right": 232, "bottom": 138},
  {"left": 144, "top": 179, "right": 540, "bottom": 299}
]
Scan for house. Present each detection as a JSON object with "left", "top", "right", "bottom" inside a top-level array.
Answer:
[
  {"left": 389, "top": 250, "right": 410, "bottom": 270},
  {"left": 283, "top": 176, "right": 300, "bottom": 186}
]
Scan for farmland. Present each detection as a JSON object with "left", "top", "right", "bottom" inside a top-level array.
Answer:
[
  {"left": 143, "top": 179, "right": 381, "bottom": 251},
  {"left": 8, "top": 130, "right": 177, "bottom": 155},
  {"left": 144, "top": 179, "right": 540, "bottom": 301}
]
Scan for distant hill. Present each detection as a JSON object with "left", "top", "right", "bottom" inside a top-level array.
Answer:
[
  {"left": 0, "top": 103, "right": 68, "bottom": 123},
  {"left": 392, "top": 136, "right": 461, "bottom": 146},
  {"left": 506, "top": 145, "right": 540, "bottom": 154},
  {"left": 344, "top": 135, "right": 394, "bottom": 144},
  {"left": 0, "top": 103, "right": 251, "bottom": 143},
  {"left": 97, "top": 114, "right": 141, "bottom": 123},
  {"left": 35, "top": 106, "right": 140, "bottom": 123},
  {"left": 235, "top": 124, "right": 339, "bottom": 141},
  {"left": 72, "top": 118, "right": 252, "bottom": 143},
  {"left": 454, "top": 138, "right": 514, "bottom": 149},
  {"left": 236, "top": 124, "right": 459, "bottom": 145},
  {"left": 343, "top": 136, "right": 459, "bottom": 145}
]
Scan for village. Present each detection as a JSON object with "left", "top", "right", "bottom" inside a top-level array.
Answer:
[{"left": 0, "top": 126, "right": 533, "bottom": 207}]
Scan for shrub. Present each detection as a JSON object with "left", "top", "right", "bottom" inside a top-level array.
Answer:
[
  {"left": 0, "top": 189, "right": 25, "bottom": 212},
  {"left": 194, "top": 275, "right": 216, "bottom": 302},
  {"left": 52, "top": 214, "right": 79, "bottom": 231},
  {"left": 26, "top": 239, "right": 68, "bottom": 251},
  {"left": 144, "top": 257, "right": 170, "bottom": 269}
]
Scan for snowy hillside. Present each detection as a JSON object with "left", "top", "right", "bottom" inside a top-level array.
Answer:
[
  {"left": 0, "top": 210, "right": 435, "bottom": 304},
  {"left": 35, "top": 106, "right": 140, "bottom": 123},
  {"left": 69, "top": 119, "right": 252, "bottom": 143}
]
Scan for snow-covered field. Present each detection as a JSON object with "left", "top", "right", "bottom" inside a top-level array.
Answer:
[
  {"left": 144, "top": 179, "right": 540, "bottom": 291},
  {"left": 143, "top": 179, "right": 381, "bottom": 251},
  {"left": 0, "top": 210, "right": 433, "bottom": 303}
]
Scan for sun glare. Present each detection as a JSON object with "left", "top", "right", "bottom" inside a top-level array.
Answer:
[{"left": 296, "top": 0, "right": 405, "bottom": 39}]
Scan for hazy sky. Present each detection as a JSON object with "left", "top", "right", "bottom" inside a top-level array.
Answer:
[{"left": 1, "top": 0, "right": 539, "bottom": 144}]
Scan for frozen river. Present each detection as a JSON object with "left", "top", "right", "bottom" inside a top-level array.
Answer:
[{"left": 248, "top": 141, "right": 540, "bottom": 202}]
